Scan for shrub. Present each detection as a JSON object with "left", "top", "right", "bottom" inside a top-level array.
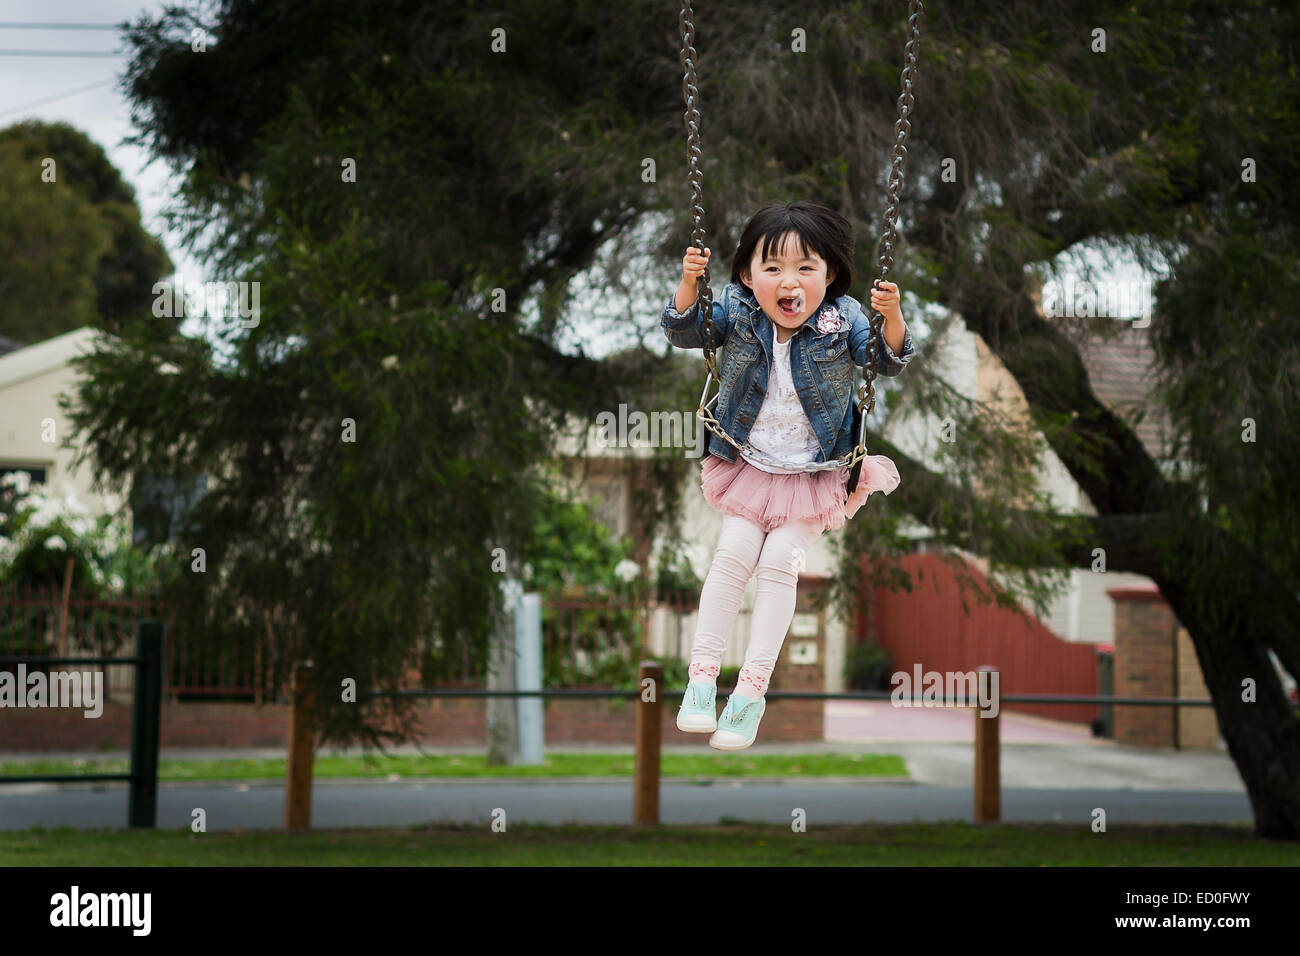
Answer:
[{"left": 845, "top": 640, "right": 892, "bottom": 691}]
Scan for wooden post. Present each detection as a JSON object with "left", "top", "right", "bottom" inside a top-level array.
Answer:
[
  {"left": 284, "top": 660, "right": 316, "bottom": 830},
  {"left": 634, "top": 660, "right": 663, "bottom": 825},
  {"left": 973, "top": 667, "right": 1000, "bottom": 823}
]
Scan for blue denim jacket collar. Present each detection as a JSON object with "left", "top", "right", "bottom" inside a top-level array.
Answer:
[{"left": 729, "top": 283, "right": 842, "bottom": 360}]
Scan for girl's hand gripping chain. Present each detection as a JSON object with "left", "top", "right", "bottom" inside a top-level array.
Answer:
[
  {"left": 870, "top": 279, "right": 903, "bottom": 325},
  {"left": 683, "top": 246, "right": 711, "bottom": 281},
  {"left": 674, "top": 246, "right": 711, "bottom": 315}
]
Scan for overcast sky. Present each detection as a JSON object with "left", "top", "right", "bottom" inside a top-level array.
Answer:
[{"left": 1, "top": 2, "right": 213, "bottom": 289}]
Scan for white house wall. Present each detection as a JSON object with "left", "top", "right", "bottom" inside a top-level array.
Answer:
[{"left": 0, "top": 329, "right": 122, "bottom": 518}]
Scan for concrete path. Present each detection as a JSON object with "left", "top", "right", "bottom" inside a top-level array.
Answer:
[{"left": 825, "top": 699, "right": 1102, "bottom": 744}]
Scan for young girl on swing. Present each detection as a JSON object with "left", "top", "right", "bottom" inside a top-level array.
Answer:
[{"left": 661, "top": 199, "right": 916, "bottom": 750}]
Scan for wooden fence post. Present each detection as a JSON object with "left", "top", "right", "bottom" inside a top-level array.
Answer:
[
  {"left": 284, "top": 660, "right": 316, "bottom": 830},
  {"left": 973, "top": 666, "right": 1000, "bottom": 823},
  {"left": 634, "top": 660, "right": 663, "bottom": 825}
]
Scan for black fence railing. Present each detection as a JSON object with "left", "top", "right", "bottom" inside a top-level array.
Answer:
[{"left": 0, "top": 620, "right": 163, "bottom": 827}]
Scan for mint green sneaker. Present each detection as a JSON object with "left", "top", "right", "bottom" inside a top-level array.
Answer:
[
  {"left": 676, "top": 681, "right": 718, "bottom": 733},
  {"left": 708, "top": 692, "right": 767, "bottom": 750}
]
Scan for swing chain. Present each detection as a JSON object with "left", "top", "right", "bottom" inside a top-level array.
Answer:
[
  {"left": 679, "top": 1, "right": 717, "bottom": 380},
  {"left": 859, "top": 0, "right": 924, "bottom": 427},
  {"left": 679, "top": 0, "right": 923, "bottom": 473}
]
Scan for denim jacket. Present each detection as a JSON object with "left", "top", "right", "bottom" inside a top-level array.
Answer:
[{"left": 662, "top": 282, "right": 916, "bottom": 464}]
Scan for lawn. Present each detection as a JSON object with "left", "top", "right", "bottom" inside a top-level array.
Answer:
[
  {"left": 0, "top": 822, "right": 1293, "bottom": 866},
  {"left": 0, "top": 751, "right": 907, "bottom": 782}
]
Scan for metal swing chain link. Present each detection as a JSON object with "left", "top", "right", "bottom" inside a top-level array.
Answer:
[
  {"left": 679, "top": 0, "right": 923, "bottom": 470},
  {"left": 679, "top": 2, "right": 716, "bottom": 380},
  {"left": 681, "top": 0, "right": 747, "bottom": 461},
  {"left": 857, "top": 0, "right": 924, "bottom": 439}
]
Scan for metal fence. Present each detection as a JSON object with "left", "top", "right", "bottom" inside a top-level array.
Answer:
[
  {"left": 0, "top": 619, "right": 163, "bottom": 827},
  {"left": 0, "top": 582, "right": 170, "bottom": 701},
  {"left": 0, "top": 584, "right": 699, "bottom": 700}
]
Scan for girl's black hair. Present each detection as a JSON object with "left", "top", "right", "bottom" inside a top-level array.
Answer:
[{"left": 730, "top": 200, "right": 855, "bottom": 302}]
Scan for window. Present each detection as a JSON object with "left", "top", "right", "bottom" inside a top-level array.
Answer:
[
  {"left": 130, "top": 473, "right": 208, "bottom": 547},
  {"left": 0, "top": 466, "right": 48, "bottom": 487}
]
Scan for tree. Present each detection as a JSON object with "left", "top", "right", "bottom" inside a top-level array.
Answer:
[
  {"left": 62, "top": 0, "right": 1300, "bottom": 835},
  {"left": 0, "top": 121, "right": 173, "bottom": 343}
]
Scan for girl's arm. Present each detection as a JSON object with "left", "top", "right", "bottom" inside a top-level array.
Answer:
[
  {"left": 839, "top": 291, "right": 917, "bottom": 376},
  {"left": 662, "top": 247, "right": 733, "bottom": 349}
]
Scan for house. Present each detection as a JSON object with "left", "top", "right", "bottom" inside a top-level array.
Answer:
[
  {"left": 878, "top": 304, "right": 1232, "bottom": 747},
  {"left": 883, "top": 310, "right": 1176, "bottom": 648},
  {"left": 0, "top": 328, "right": 123, "bottom": 516}
]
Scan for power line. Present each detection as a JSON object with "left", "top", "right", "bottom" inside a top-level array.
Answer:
[
  {"left": 0, "top": 50, "right": 127, "bottom": 57},
  {"left": 0, "top": 23, "right": 123, "bottom": 30},
  {"left": 0, "top": 77, "right": 117, "bottom": 120}
]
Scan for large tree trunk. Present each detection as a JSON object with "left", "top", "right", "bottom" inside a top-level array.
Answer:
[
  {"left": 1166, "top": 581, "right": 1300, "bottom": 838},
  {"left": 1155, "top": 574, "right": 1300, "bottom": 840},
  {"left": 935, "top": 238, "right": 1300, "bottom": 837},
  {"left": 873, "top": 432, "right": 1300, "bottom": 838}
]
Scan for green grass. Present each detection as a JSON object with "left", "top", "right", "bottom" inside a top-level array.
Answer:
[
  {"left": 0, "top": 751, "right": 907, "bottom": 782},
  {"left": 1, "top": 822, "right": 1294, "bottom": 866}
]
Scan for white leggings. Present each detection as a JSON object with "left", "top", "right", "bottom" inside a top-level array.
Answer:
[{"left": 687, "top": 512, "right": 823, "bottom": 698}]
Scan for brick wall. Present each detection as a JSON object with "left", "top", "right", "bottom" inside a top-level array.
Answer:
[
  {"left": 1110, "top": 583, "right": 1177, "bottom": 746},
  {"left": 1176, "top": 626, "right": 1221, "bottom": 749},
  {"left": 1, "top": 582, "right": 833, "bottom": 752},
  {"left": 0, "top": 691, "right": 822, "bottom": 752},
  {"left": 763, "top": 575, "right": 827, "bottom": 739}
]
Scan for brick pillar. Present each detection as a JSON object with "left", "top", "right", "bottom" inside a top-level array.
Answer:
[
  {"left": 1108, "top": 583, "right": 1177, "bottom": 746},
  {"left": 1176, "top": 626, "right": 1221, "bottom": 749},
  {"left": 765, "top": 576, "right": 827, "bottom": 742}
]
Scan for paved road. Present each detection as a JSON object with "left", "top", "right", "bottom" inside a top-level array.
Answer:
[
  {"left": 0, "top": 777, "right": 1255, "bottom": 829},
  {"left": 0, "top": 739, "right": 1256, "bottom": 830},
  {"left": 0, "top": 701, "right": 1255, "bottom": 830}
]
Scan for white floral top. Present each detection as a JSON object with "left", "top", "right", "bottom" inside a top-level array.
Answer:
[{"left": 740, "top": 333, "right": 824, "bottom": 474}]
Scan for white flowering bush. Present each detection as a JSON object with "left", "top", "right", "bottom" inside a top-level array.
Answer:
[{"left": 0, "top": 471, "right": 167, "bottom": 654}]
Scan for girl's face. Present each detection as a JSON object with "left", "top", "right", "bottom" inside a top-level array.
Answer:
[{"left": 739, "top": 231, "right": 836, "bottom": 341}]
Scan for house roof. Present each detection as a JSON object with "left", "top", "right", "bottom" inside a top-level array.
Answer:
[
  {"left": 1066, "top": 320, "right": 1175, "bottom": 462},
  {"left": 882, "top": 308, "right": 1178, "bottom": 471},
  {"left": 0, "top": 327, "right": 111, "bottom": 391}
]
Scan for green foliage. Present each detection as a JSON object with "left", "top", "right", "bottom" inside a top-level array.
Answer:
[
  {"left": 0, "top": 476, "right": 163, "bottom": 596},
  {"left": 844, "top": 640, "right": 892, "bottom": 691},
  {"left": 518, "top": 488, "right": 639, "bottom": 598},
  {"left": 0, "top": 120, "right": 172, "bottom": 343},
  {"left": 652, "top": 543, "right": 702, "bottom": 604},
  {"left": 0, "top": 473, "right": 167, "bottom": 656}
]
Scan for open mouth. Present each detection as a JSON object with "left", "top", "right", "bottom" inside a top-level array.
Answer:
[{"left": 778, "top": 294, "right": 803, "bottom": 317}]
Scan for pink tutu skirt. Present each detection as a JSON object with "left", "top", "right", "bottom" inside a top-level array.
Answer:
[{"left": 700, "top": 451, "right": 901, "bottom": 533}]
